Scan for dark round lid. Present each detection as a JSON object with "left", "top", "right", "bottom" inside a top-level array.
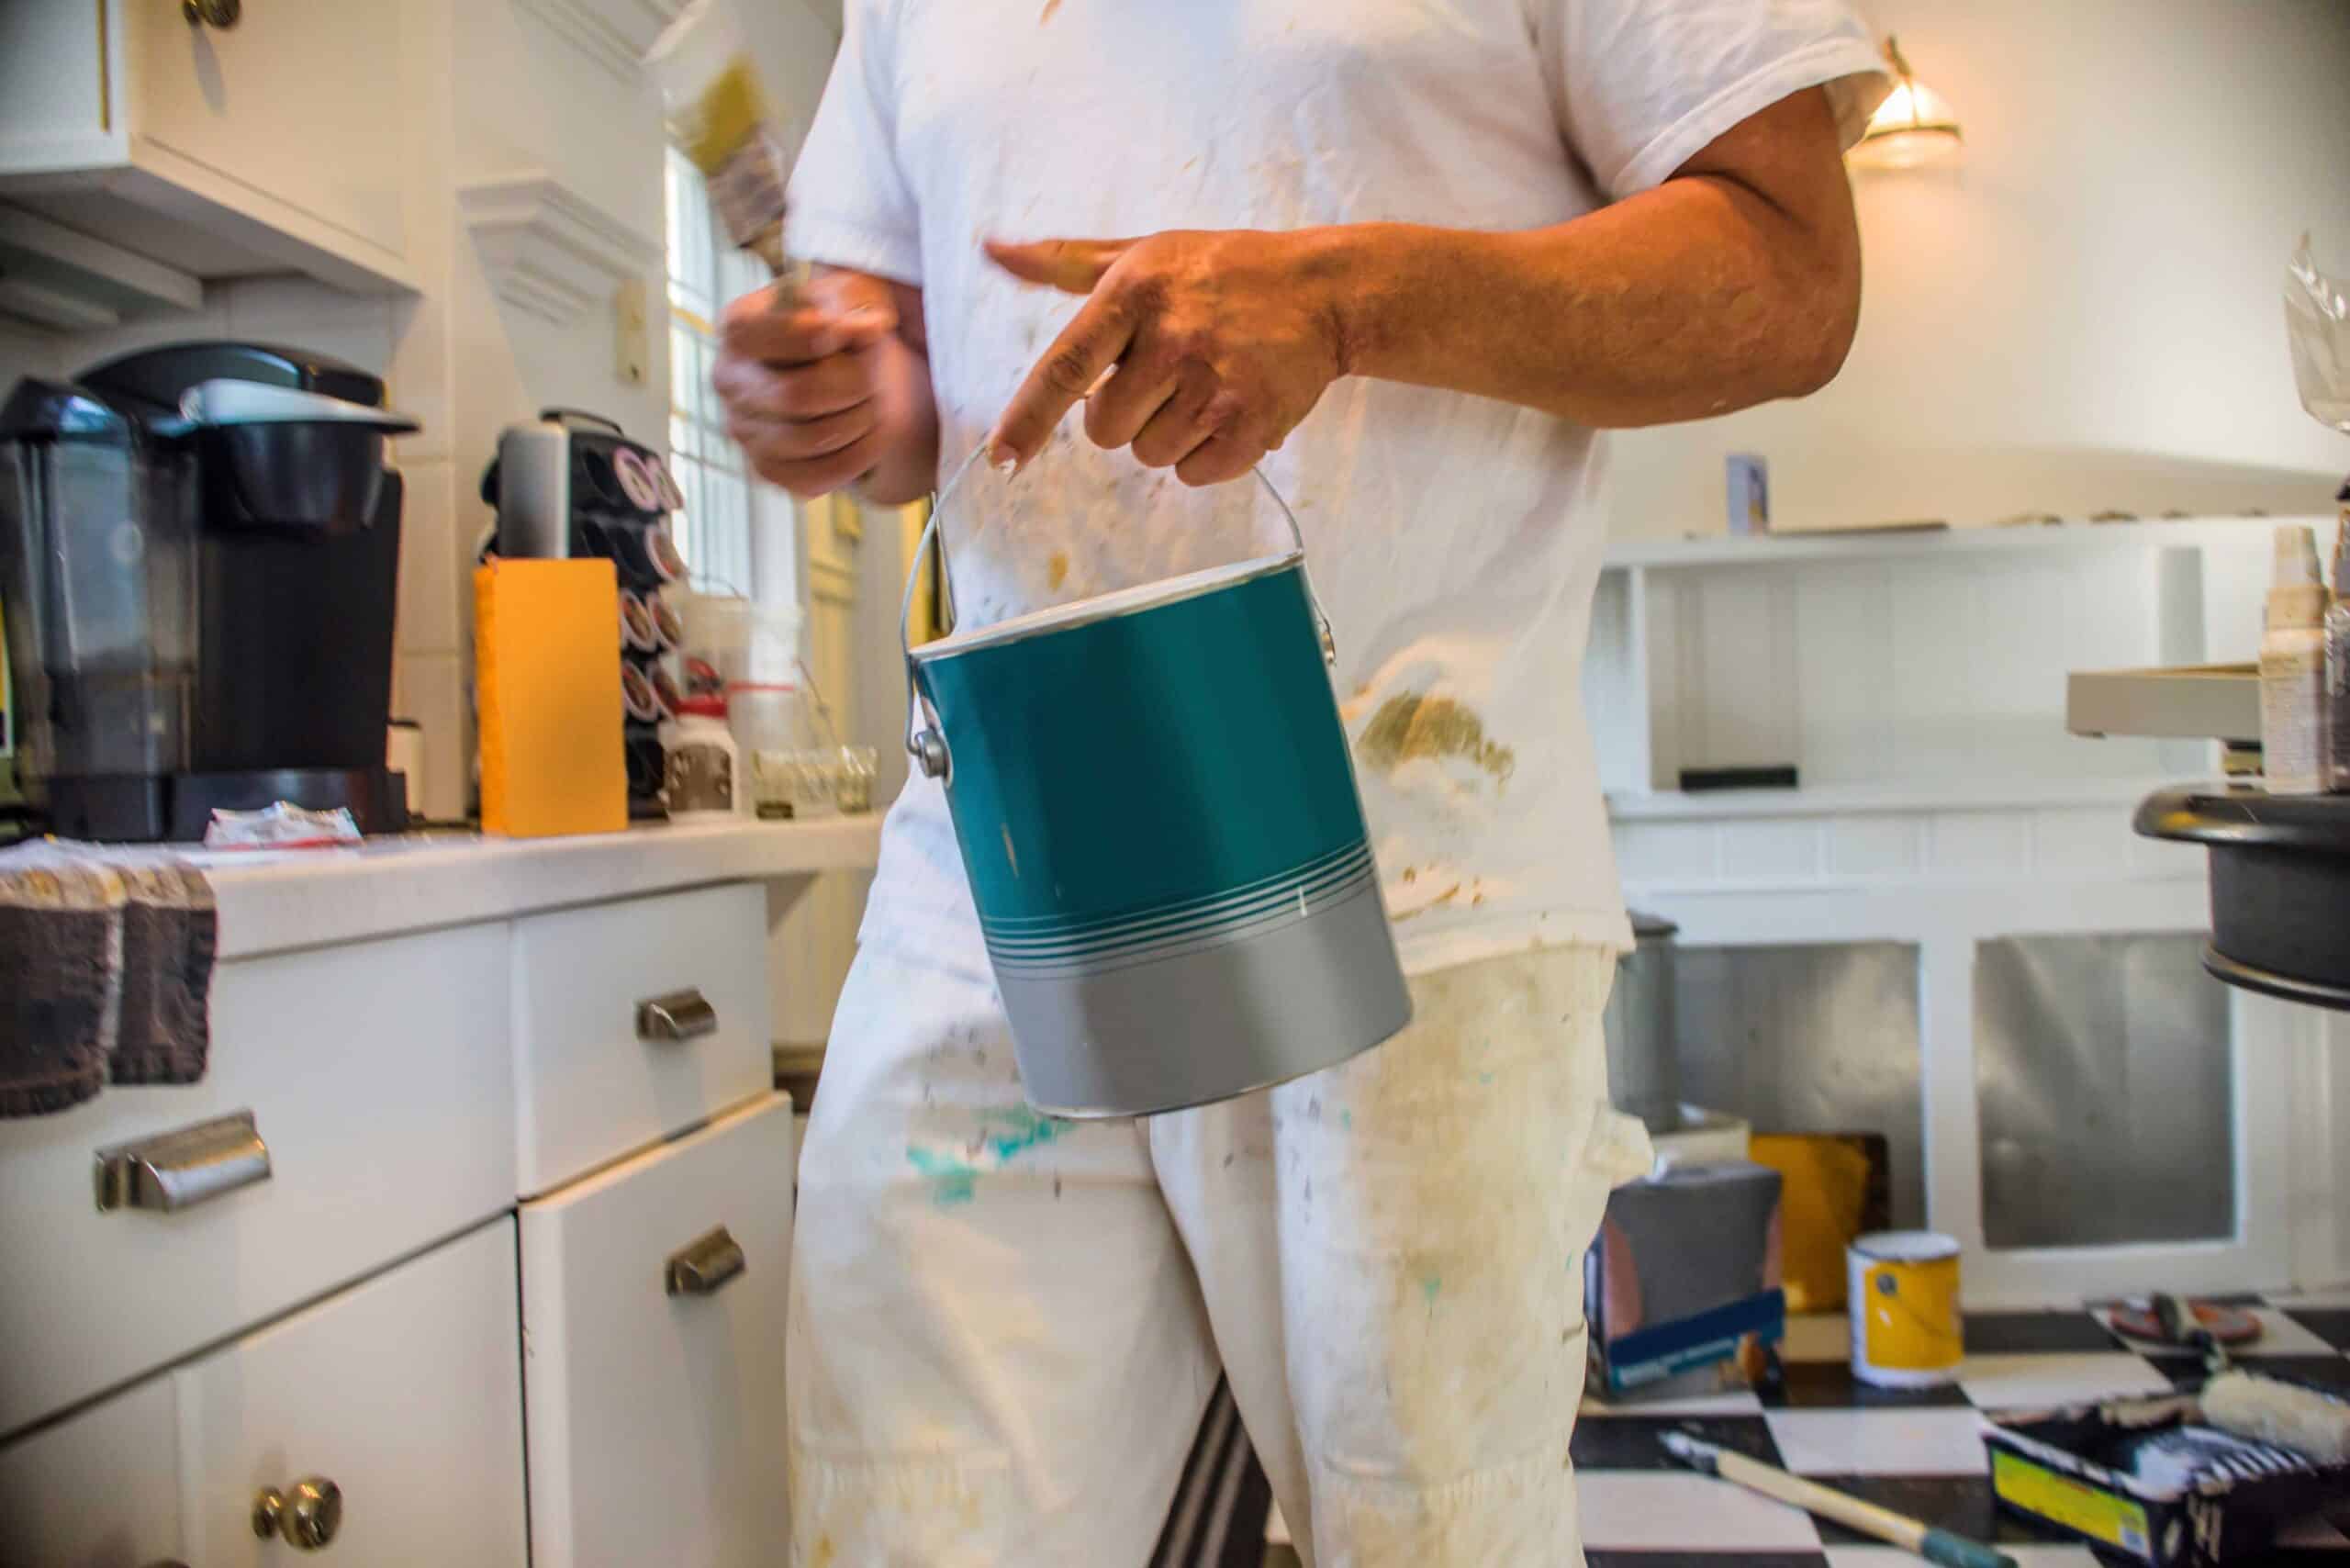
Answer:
[
  {"left": 75, "top": 341, "right": 385, "bottom": 422},
  {"left": 2135, "top": 787, "right": 2350, "bottom": 857}
]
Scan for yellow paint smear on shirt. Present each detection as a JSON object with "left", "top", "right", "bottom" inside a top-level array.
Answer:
[{"left": 1355, "top": 692, "right": 1516, "bottom": 784}]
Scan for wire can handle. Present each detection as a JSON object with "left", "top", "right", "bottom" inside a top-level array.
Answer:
[{"left": 899, "top": 441, "right": 1336, "bottom": 780}]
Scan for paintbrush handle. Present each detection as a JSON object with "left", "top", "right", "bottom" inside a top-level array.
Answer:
[{"left": 1714, "top": 1450, "right": 2017, "bottom": 1568}]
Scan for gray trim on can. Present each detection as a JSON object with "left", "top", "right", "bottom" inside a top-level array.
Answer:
[{"left": 1005, "top": 873, "right": 1413, "bottom": 1118}]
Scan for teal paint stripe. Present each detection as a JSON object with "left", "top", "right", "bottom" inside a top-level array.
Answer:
[
  {"left": 983, "top": 843, "right": 1373, "bottom": 958},
  {"left": 979, "top": 837, "right": 1370, "bottom": 935},
  {"left": 981, "top": 842, "right": 1372, "bottom": 956},
  {"left": 989, "top": 862, "right": 1382, "bottom": 977}
]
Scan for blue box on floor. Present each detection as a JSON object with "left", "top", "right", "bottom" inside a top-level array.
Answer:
[{"left": 1585, "top": 1159, "right": 1785, "bottom": 1398}]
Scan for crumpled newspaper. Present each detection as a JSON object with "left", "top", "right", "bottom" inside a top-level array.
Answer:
[
  {"left": 202, "top": 801, "right": 364, "bottom": 850},
  {"left": 2286, "top": 233, "right": 2349, "bottom": 435}
]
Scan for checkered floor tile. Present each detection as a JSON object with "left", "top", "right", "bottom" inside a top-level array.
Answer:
[{"left": 1566, "top": 1297, "right": 2350, "bottom": 1565}]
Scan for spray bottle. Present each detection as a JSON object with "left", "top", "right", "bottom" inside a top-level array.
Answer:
[
  {"left": 2262, "top": 523, "right": 2329, "bottom": 796},
  {"left": 2327, "top": 483, "right": 2350, "bottom": 791}
]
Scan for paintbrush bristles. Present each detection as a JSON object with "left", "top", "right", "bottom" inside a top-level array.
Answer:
[
  {"left": 1658, "top": 1430, "right": 1722, "bottom": 1473},
  {"left": 677, "top": 60, "right": 767, "bottom": 178}
]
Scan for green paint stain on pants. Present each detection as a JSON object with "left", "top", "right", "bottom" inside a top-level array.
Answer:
[
  {"left": 906, "top": 1147, "right": 979, "bottom": 1206},
  {"left": 906, "top": 1105, "right": 1073, "bottom": 1207}
]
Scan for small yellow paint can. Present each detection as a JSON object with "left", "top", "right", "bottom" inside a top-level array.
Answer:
[{"left": 1847, "top": 1230, "right": 1963, "bottom": 1387}]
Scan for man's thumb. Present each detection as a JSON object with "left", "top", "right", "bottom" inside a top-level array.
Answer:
[
  {"left": 985, "top": 237, "right": 1131, "bottom": 294},
  {"left": 808, "top": 272, "right": 898, "bottom": 346}
]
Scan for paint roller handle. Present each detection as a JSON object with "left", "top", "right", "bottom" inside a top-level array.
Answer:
[
  {"left": 898, "top": 442, "right": 1337, "bottom": 779},
  {"left": 1919, "top": 1531, "right": 2019, "bottom": 1568}
]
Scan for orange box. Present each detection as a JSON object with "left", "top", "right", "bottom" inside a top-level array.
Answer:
[{"left": 475, "top": 558, "right": 627, "bottom": 838}]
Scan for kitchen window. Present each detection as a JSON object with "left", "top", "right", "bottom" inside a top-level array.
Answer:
[{"left": 665, "top": 146, "right": 780, "bottom": 601}]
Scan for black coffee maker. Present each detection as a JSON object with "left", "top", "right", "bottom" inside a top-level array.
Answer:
[{"left": 0, "top": 342, "right": 419, "bottom": 841}]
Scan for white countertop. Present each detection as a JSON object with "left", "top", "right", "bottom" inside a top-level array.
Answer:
[{"left": 198, "top": 815, "right": 884, "bottom": 960}]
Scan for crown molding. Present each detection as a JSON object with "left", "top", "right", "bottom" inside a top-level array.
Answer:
[{"left": 459, "top": 174, "right": 664, "bottom": 327}]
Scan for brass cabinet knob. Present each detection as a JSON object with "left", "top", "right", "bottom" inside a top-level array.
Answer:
[
  {"left": 252, "top": 1476, "right": 342, "bottom": 1550},
  {"left": 182, "top": 0, "right": 241, "bottom": 27}
]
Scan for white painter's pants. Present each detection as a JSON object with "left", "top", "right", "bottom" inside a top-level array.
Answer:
[{"left": 787, "top": 939, "right": 1653, "bottom": 1567}]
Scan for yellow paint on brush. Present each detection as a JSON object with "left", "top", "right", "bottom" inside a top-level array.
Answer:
[{"left": 676, "top": 58, "right": 767, "bottom": 179}]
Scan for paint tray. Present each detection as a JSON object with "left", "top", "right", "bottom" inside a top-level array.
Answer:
[{"left": 1981, "top": 1383, "right": 2350, "bottom": 1566}]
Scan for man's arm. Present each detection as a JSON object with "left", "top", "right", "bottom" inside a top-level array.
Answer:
[{"left": 985, "top": 87, "right": 1861, "bottom": 485}]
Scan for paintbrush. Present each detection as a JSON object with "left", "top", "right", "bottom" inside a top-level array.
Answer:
[
  {"left": 1660, "top": 1431, "right": 2018, "bottom": 1568},
  {"left": 646, "top": 0, "right": 835, "bottom": 294}
]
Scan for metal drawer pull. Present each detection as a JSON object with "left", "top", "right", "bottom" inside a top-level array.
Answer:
[
  {"left": 252, "top": 1476, "right": 341, "bottom": 1550},
  {"left": 95, "top": 1110, "right": 271, "bottom": 1213},
  {"left": 666, "top": 1226, "right": 747, "bottom": 1296},
  {"left": 636, "top": 988, "right": 719, "bottom": 1043}
]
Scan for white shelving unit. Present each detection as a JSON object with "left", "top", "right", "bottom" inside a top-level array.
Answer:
[
  {"left": 1586, "top": 516, "right": 2338, "bottom": 802},
  {"left": 1585, "top": 513, "right": 2350, "bottom": 1303}
]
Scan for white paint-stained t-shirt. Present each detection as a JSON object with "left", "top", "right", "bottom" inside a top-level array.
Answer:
[{"left": 788, "top": 0, "right": 1886, "bottom": 976}]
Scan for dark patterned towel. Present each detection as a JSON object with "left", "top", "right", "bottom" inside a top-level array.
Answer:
[{"left": 0, "top": 841, "right": 216, "bottom": 1117}]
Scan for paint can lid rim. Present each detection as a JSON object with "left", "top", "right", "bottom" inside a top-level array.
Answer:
[
  {"left": 913, "top": 551, "right": 1304, "bottom": 663},
  {"left": 1851, "top": 1229, "right": 1962, "bottom": 1261}
]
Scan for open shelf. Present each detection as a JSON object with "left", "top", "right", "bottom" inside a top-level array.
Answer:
[{"left": 1586, "top": 513, "right": 2339, "bottom": 803}]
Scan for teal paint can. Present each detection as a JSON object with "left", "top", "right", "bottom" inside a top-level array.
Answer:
[{"left": 901, "top": 455, "right": 1410, "bottom": 1117}]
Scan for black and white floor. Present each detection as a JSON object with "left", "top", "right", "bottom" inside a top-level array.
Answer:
[{"left": 1264, "top": 1294, "right": 2350, "bottom": 1566}]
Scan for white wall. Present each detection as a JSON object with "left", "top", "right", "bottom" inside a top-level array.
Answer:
[
  {"left": 1610, "top": 0, "right": 2350, "bottom": 539},
  {"left": 0, "top": 322, "right": 58, "bottom": 390}
]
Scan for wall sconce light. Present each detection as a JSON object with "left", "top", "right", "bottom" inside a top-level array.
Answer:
[{"left": 1848, "top": 37, "right": 1963, "bottom": 169}]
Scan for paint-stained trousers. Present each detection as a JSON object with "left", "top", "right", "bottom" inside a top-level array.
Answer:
[{"left": 786, "top": 936, "right": 1653, "bottom": 1567}]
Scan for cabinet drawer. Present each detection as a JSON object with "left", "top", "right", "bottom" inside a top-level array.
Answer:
[
  {"left": 0, "top": 1376, "right": 180, "bottom": 1567},
  {"left": 0, "top": 923, "right": 513, "bottom": 1438},
  {"left": 133, "top": 0, "right": 408, "bottom": 259},
  {"left": 179, "top": 1220, "right": 525, "bottom": 1568},
  {"left": 520, "top": 1092, "right": 795, "bottom": 1568},
  {"left": 512, "top": 883, "right": 772, "bottom": 1195},
  {"left": 0, "top": 1220, "right": 524, "bottom": 1568}
]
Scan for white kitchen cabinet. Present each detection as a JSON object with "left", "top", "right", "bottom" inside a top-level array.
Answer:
[
  {"left": 178, "top": 1219, "right": 527, "bottom": 1568},
  {"left": 520, "top": 1093, "right": 796, "bottom": 1568},
  {"left": 0, "top": 0, "right": 419, "bottom": 304},
  {"left": 0, "top": 1375, "right": 183, "bottom": 1567},
  {"left": 0, "top": 826, "right": 873, "bottom": 1567},
  {"left": 511, "top": 883, "right": 775, "bottom": 1197},
  {"left": 0, "top": 1220, "right": 524, "bottom": 1568},
  {"left": 0, "top": 921, "right": 514, "bottom": 1439}
]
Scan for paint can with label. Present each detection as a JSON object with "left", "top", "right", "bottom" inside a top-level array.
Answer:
[
  {"left": 1848, "top": 1229, "right": 1964, "bottom": 1387},
  {"left": 900, "top": 448, "right": 1411, "bottom": 1118}
]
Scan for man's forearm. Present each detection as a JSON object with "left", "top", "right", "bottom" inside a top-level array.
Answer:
[{"left": 1324, "top": 174, "right": 1858, "bottom": 431}]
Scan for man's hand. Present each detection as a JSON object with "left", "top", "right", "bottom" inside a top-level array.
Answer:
[
  {"left": 984, "top": 230, "right": 1351, "bottom": 486},
  {"left": 715, "top": 267, "right": 938, "bottom": 504}
]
